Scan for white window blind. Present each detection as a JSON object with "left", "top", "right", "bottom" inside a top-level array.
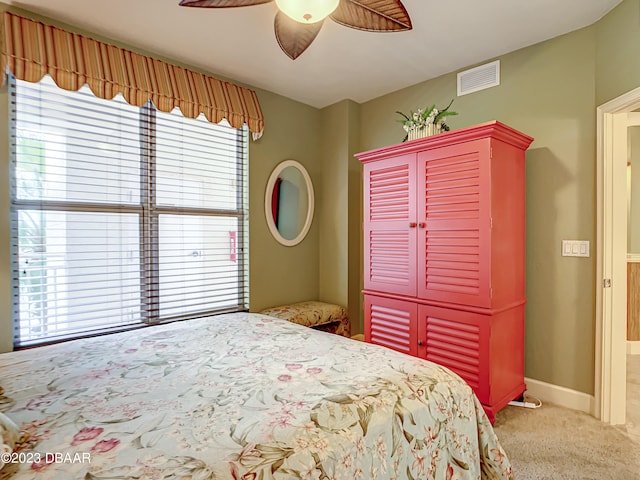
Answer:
[{"left": 11, "top": 75, "right": 249, "bottom": 347}]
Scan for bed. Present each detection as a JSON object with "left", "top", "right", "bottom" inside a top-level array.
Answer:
[{"left": 0, "top": 312, "right": 513, "bottom": 479}]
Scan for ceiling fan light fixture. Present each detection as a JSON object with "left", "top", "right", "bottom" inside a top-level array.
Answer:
[{"left": 274, "top": 0, "right": 339, "bottom": 24}]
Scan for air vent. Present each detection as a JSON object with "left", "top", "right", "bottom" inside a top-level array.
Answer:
[{"left": 457, "top": 60, "right": 500, "bottom": 96}]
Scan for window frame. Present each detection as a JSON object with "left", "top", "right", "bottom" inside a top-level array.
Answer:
[{"left": 10, "top": 75, "right": 250, "bottom": 347}]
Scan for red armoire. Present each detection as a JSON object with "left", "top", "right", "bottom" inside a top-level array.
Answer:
[{"left": 356, "top": 121, "right": 533, "bottom": 422}]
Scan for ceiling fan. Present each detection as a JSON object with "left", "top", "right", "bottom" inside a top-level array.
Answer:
[{"left": 179, "top": 0, "right": 412, "bottom": 60}]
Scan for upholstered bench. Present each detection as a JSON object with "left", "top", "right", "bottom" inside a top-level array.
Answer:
[{"left": 259, "top": 301, "right": 350, "bottom": 337}]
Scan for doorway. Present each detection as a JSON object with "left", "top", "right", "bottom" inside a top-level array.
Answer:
[{"left": 596, "top": 86, "right": 640, "bottom": 424}]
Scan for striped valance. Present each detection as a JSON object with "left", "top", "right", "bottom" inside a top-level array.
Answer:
[{"left": 0, "top": 12, "right": 264, "bottom": 139}]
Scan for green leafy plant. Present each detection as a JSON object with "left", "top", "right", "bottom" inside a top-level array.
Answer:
[{"left": 396, "top": 99, "right": 458, "bottom": 141}]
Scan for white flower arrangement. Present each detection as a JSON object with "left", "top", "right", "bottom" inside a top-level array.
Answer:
[{"left": 396, "top": 99, "right": 458, "bottom": 141}]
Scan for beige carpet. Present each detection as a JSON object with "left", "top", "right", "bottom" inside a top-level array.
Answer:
[
  {"left": 626, "top": 354, "right": 640, "bottom": 443},
  {"left": 493, "top": 403, "right": 640, "bottom": 479}
]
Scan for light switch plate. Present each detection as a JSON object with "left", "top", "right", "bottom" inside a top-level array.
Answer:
[{"left": 562, "top": 240, "right": 590, "bottom": 257}]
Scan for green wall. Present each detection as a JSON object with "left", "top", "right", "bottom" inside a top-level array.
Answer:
[
  {"left": 347, "top": 102, "right": 364, "bottom": 334},
  {"left": 596, "top": 0, "right": 640, "bottom": 106},
  {"left": 318, "top": 102, "right": 350, "bottom": 307},
  {"left": 629, "top": 127, "right": 640, "bottom": 253},
  {"left": 317, "top": 100, "right": 363, "bottom": 332},
  {"left": 248, "top": 91, "right": 322, "bottom": 312}
]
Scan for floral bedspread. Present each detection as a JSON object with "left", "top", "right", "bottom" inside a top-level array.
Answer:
[{"left": 0, "top": 312, "right": 513, "bottom": 479}]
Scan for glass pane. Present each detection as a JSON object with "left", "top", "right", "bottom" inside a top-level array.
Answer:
[
  {"left": 14, "top": 76, "right": 141, "bottom": 205},
  {"left": 155, "top": 112, "right": 240, "bottom": 210},
  {"left": 159, "top": 214, "right": 243, "bottom": 317},
  {"left": 16, "top": 210, "right": 141, "bottom": 344}
]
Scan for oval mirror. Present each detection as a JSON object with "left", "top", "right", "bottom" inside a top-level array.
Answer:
[{"left": 265, "top": 160, "right": 314, "bottom": 246}]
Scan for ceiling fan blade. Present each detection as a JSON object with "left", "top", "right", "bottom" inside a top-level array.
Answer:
[
  {"left": 331, "top": 0, "right": 412, "bottom": 32},
  {"left": 274, "top": 12, "right": 323, "bottom": 60},
  {"left": 179, "top": 0, "right": 272, "bottom": 7}
]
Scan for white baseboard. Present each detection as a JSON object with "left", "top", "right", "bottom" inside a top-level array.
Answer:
[
  {"left": 524, "top": 377, "right": 595, "bottom": 416},
  {"left": 628, "top": 341, "right": 640, "bottom": 355}
]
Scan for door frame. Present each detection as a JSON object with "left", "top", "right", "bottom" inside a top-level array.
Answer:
[{"left": 596, "top": 86, "right": 640, "bottom": 424}]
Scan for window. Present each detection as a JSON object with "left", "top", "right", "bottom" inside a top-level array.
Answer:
[{"left": 10, "top": 75, "right": 249, "bottom": 347}]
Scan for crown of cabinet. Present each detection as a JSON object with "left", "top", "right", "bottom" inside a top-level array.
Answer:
[{"left": 355, "top": 120, "right": 534, "bottom": 163}]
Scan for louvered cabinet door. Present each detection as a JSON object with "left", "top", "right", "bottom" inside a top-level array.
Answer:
[
  {"left": 364, "top": 294, "right": 418, "bottom": 356},
  {"left": 417, "top": 304, "right": 491, "bottom": 404},
  {"left": 417, "top": 140, "right": 492, "bottom": 307},
  {"left": 363, "top": 154, "right": 417, "bottom": 296}
]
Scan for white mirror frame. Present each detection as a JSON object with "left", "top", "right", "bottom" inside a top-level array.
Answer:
[{"left": 264, "top": 159, "right": 315, "bottom": 246}]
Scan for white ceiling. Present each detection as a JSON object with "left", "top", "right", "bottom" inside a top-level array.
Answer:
[{"left": 5, "top": 0, "right": 624, "bottom": 108}]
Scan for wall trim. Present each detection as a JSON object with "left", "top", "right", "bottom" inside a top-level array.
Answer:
[
  {"left": 628, "top": 341, "right": 640, "bottom": 355},
  {"left": 524, "top": 377, "right": 595, "bottom": 416}
]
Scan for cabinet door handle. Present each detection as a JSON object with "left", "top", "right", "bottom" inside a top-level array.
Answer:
[
  {"left": 409, "top": 222, "right": 417, "bottom": 228},
  {"left": 418, "top": 340, "right": 423, "bottom": 346},
  {"left": 418, "top": 222, "right": 426, "bottom": 228}
]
